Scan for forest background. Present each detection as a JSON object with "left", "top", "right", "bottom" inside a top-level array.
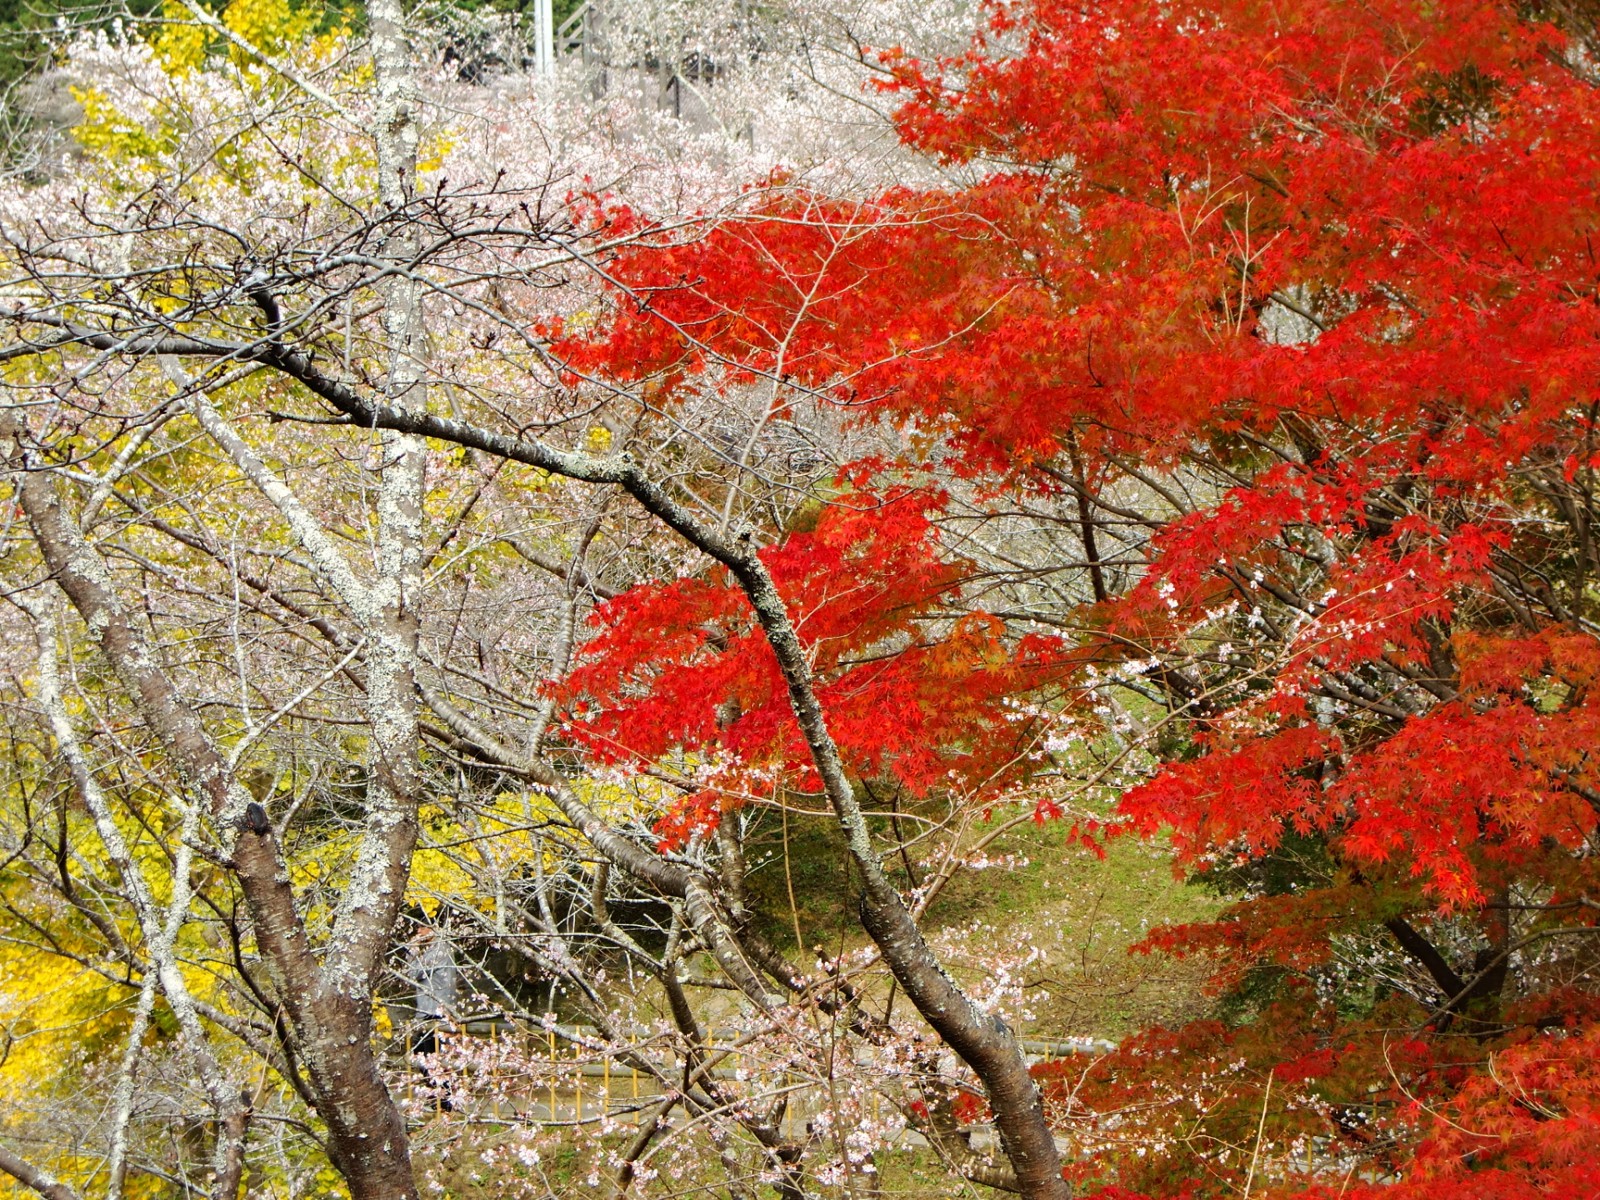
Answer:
[{"left": 0, "top": 0, "right": 1597, "bottom": 1198}]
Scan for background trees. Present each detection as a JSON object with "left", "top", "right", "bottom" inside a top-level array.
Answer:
[{"left": 2, "top": 0, "right": 1598, "bottom": 1198}]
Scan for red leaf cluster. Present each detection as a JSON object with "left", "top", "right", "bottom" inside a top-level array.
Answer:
[{"left": 554, "top": 0, "right": 1600, "bottom": 1190}]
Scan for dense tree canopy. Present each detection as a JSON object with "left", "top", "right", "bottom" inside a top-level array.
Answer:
[
  {"left": 555, "top": 0, "right": 1600, "bottom": 1194},
  {"left": 1, "top": 0, "right": 1597, "bottom": 1198}
]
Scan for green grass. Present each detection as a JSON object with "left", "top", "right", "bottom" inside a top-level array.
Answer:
[
  {"left": 735, "top": 801, "right": 1224, "bottom": 1043},
  {"left": 407, "top": 809, "right": 1228, "bottom": 1199},
  {"left": 921, "top": 819, "right": 1226, "bottom": 1040}
]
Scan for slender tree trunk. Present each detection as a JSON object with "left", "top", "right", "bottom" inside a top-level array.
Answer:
[
  {"left": 7, "top": 440, "right": 420, "bottom": 1200},
  {"left": 244, "top": 391, "right": 1075, "bottom": 1198},
  {"left": 26, "top": 596, "right": 250, "bottom": 1200},
  {"left": 730, "top": 557, "right": 1068, "bottom": 1200},
  {"left": 1065, "top": 429, "right": 1107, "bottom": 603}
]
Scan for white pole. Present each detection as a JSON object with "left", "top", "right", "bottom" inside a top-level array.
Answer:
[{"left": 536, "top": 0, "right": 554, "bottom": 74}]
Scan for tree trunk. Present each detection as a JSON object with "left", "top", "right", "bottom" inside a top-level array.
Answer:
[{"left": 10, "top": 446, "right": 420, "bottom": 1200}]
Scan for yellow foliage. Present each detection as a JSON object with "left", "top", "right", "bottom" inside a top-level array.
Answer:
[
  {"left": 151, "top": 2, "right": 209, "bottom": 73},
  {"left": 313, "top": 1163, "right": 352, "bottom": 1198},
  {"left": 408, "top": 795, "right": 556, "bottom": 915},
  {"left": 69, "top": 87, "right": 169, "bottom": 161},
  {"left": 417, "top": 133, "right": 456, "bottom": 175},
  {"left": 507, "top": 465, "right": 554, "bottom": 494},
  {"left": 0, "top": 938, "right": 128, "bottom": 1113},
  {"left": 222, "top": 0, "right": 323, "bottom": 60},
  {"left": 405, "top": 782, "right": 661, "bottom": 914},
  {"left": 0, "top": 802, "right": 231, "bottom": 1124}
]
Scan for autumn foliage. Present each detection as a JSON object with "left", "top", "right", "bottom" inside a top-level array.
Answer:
[
  {"left": 556, "top": 0, "right": 1600, "bottom": 1193},
  {"left": 562, "top": 482, "right": 1069, "bottom": 843}
]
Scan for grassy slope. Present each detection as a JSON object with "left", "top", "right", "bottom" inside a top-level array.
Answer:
[
  {"left": 409, "top": 817, "right": 1226, "bottom": 1198},
  {"left": 740, "top": 805, "right": 1226, "bottom": 1044},
  {"left": 923, "top": 820, "right": 1226, "bottom": 1041}
]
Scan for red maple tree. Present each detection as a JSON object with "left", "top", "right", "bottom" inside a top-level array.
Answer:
[{"left": 555, "top": 0, "right": 1600, "bottom": 1194}]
